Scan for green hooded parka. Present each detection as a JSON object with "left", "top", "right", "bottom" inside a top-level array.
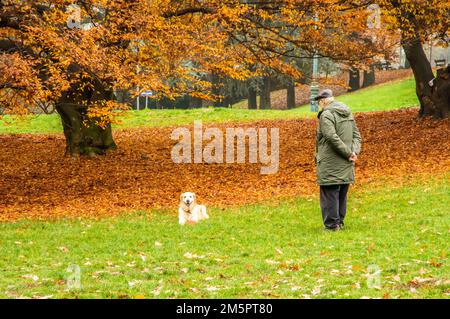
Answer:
[{"left": 316, "top": 101, "right": 362, "bottom": 186}]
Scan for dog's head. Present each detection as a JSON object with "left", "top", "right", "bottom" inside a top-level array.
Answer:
[{"left": 180, "top": 192, "right": 196, "bottom": 208}]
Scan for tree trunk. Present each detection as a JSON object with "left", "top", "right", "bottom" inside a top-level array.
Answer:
[
  {"left": 430, "top": 66, "right": 450, "bottom": 118},
  {"left": 211, "top": 73, "right": 222, "bottom": 108},
  {"left": 260, "top": 76, "right": 271, "bottom": 109},
  {"left": 401, "top": 38, "right": 449, "bottom": 118},
  {"left": 287, "top": 80, "right": 296, "bottom": 109},
  {"left": 404, "top": 56, "right": 411, "bottom": 69},
  {"left": 56, "top": 103, "right": 116, "bottom": 157},
  {"left": 189, "top": 96, "right": 203, "bottom": 108},
  {"left": 56, "top": 66, "right": 118, "bottom": 157},
  {"left": 248, "top": 85, "right": 257, "bottom": 109},
  {"left": 362, "top": 64, "right": 376, "bottom": 88},
  {"left": 348, "top": 67, "right": 360, "bottom": 92}
]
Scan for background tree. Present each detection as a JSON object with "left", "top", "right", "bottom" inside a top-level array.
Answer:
[
  {"left": 348, "top": 67, "right": 361, "bottom": 92},
  {"left": 378, "top": 0, "right": 450, "bottom": 118},
  {"left": 247, "top": 78, "right": 258, "bottom": 109},
  {"left": 362, "top": 64, "right": 376, "bottom": 88},
  {"left": 286, "top": 78, "right": 296, "bottom": 109}
]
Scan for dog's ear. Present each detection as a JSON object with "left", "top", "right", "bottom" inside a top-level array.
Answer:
[
  {"left": 179, "top": 194, "right": 187, "bottom": 210},
  {"left": 193, "top": 193, "right": 197, "bottom": 203}
]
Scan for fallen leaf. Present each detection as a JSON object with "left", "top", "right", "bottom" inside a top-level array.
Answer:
[
  {"left": 312, "top": 286, "right": 321, "bottom": 295},
  {"left": 58, "top": 246, "right": 69, "bottom": 253},
  {"left": 21, "top": 274, "right": 39, "bottom": 281}
]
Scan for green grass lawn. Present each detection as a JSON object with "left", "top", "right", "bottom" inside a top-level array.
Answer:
[
  {"left": 0, "top": 78, "right": 418, "bottom": 134},
  {"left": 0, "top": 175, "right": 448, "bottom": 299},
  {"left": 325, "top": 78, "right": 417, "bottom": 113}
]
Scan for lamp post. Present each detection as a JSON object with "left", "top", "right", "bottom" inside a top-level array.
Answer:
[
  {"left": 447, "top": 45, "right": 450, "bottom": 66},
  {"left": 136, "top": 86, "right": 140, "bottom": 110},
  {"left": 310, "top": 15, "right": 319, "bottom": 112},
  {"left": 429, "top": 39, "right": 432, "bottom": 63},
  {"left": 132, "top": 42, "right": 144, "bottom": 111},
  {"left": 310, "top": 52, "right": 319, "bottom": 112}
]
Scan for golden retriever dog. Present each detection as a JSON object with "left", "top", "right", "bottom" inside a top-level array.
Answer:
[{"left": 178, "top": 192, "right": 209, "bottom": 225}]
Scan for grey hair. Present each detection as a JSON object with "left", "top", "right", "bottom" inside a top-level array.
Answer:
[{"left": 320, "top": 96, "right": 334, "bottom": 106}]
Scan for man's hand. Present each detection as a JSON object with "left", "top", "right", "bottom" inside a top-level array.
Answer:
[{"left": 348, "top": 152, "right": 358, "bottom": 162}]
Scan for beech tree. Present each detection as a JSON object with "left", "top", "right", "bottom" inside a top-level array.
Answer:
[
  {"left": 378, "top": 0, "right": 450, "bottom": 118},
  {"left": 362, "top": 64, "right": 376, "bottom": 88},
  {"left": 0, "top": 0, "right": 395, "bottom": 156},
  {"left": 348, "top": 67, "right": 361, "bottom": 92}
]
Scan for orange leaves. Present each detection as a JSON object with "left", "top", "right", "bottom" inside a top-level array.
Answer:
[
  {"left": 86, "top": 100, "right": 129, "bottom": 128},
  {"left": 279, "top": 262, "right": 302, "bottom": 272},
  {"left": 379, "top": 0, "right": 450, "bottom": 43},
  {"left": 1, "top": 0, "right": 412, "bottom": 123},
  {"left": 367, "top": 242, "right": 376, "bottom": 254},
  {"left": 188, "top": 91, "right": 214, "bottom": 102}
]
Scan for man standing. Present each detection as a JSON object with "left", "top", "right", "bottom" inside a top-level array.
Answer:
[{"left": 315, "top": 89, "right": 362, "bottom": 231}]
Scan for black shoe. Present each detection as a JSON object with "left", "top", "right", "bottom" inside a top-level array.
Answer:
[{"left": 325, "top": 225, "right": 340, "bottom": 231}]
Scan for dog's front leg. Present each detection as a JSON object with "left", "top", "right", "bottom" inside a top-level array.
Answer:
[
  {"left": 178, "top": 208, "right": 187, "bottom": 225},
  {"left": 190, "top": 211, "right": 199, "bottom": 223}
]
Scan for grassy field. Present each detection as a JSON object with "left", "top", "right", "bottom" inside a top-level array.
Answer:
[
  {"left": 1, "top": 76, "right": 447, "bottom": 299},
  {"left": 0, "top": 175, "right": 448, "bottom": 299},
  {"left": 232, "top": 77, "right": 417, "bottom": 111},
  {"left": 0, "top": 78, "right": 417, "bottom": 134}
]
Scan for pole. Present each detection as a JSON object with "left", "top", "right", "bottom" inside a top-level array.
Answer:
[
  {"left": 145, "top": 96, "right": 148, "bottom": 109},
  {"left": 310, "top": 55, "right": 319, "bottom": 112},
  {"left": 136, "top": 63, "right": 140, "bottom": 111},
  {"left": 136, "top": 86, "right": 140, "bottom": 111},
  {"left": 310, "top": 16, "right": 319, "bottom": 112},
  {"left": 429, "top": 39, "right": 432, "bottom": 64},
  {"left": 447, "top": 45, "right": 450, "bottom": 66}
]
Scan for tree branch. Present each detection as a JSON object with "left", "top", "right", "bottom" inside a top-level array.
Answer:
[{"left": 162, "top": 7, "right": 215, "bottom": 18}]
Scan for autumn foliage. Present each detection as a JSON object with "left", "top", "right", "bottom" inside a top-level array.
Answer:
[{"left": 1, "top": 0, "right": 397, "bottom": 116}]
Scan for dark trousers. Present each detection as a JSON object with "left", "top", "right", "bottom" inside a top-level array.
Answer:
[{"left": 320, "top": 184, "right": 350, "bottom": 229}]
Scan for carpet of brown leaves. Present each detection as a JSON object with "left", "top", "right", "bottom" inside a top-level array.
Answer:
[{"left": 0, "top": 108, "right": 449, "bottom": 221}]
